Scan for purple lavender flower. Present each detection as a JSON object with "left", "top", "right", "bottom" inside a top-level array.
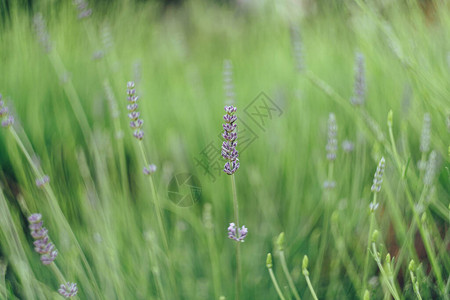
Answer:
[
  {"left": 41, "top": 250, "right": 58, "bottom": 265},
  {"left": 28, "top": 213, "right": 58, "bottom": 265},
  {"left": 371, "top": 157, "right": 385, "bottom": 193},
  {"left": 351, "top": 52, "right": 366, "bottom": 106},
  {"left": 126, "top": 81, "right": 145, "bottom": 140},
  {"left": 323, "top": 180, "right": 336, "bottom": 190},
  {"left": 143, "top": 164, "right": 157, "bottom": 175},
  {"left": 33, "top": 13, "right": 52, "bottom": 53},
  {"left": 35, "top": 175, "right": 50, "bottom": 188},
  {"left": 74, "top": 0, "right": 92, "bottom": 19},
  {"left": 227, "top": 223, "right": 248, "bottom": 242},
  {"left": 0, "top": 106, "right": 8, "bottom": 117},
  {"left": 342, "top": 140, "right": 354, "bottom": 153},
  {"left": 58, "top": 282, "right": 78, "bottom": 298},
  {"left": 222, "top": 106, "right": 239, "bottom": 175},
  {"left": 326, "top": 113, "right": 337, "bottom": 161},
  {"left": 1, "top": 116, "right": 14, "bottom": 128},
  {"left": 133, "top": 130, "right": 144, "bottom": 140}
]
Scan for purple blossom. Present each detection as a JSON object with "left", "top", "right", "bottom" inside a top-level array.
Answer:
[
  {"left": 0, "top": 106, "right": 8, "bottom": 117},
  {"left": 33, "top": 13, "right": 52, "bottom": 53},
  {"left": 74, "top": 0, "right": 92, "bottom": 20},
  {"left": 58, "top": 282, "right": 78, "bottom": 298},
  {"left": 342, "top": 140, "right": 354, "bottom": 153},
  {"left": 133, "top": 129, "right": 144, "bottom": 140},
  {"left": 28, "top": 213, "right": 42, "bottom": 223},
  {"left": 143, "top": 164, "right": 157, "bottom": 175},
  {"left": 127, "top": 103, "right": 138, "bottom": 111},
  {"left": 130, "top": 119, "right": 144, "bottom": 129},
  {"left": 227, "top": 223, "right": 248, "bottom": 242},
  {"left": 41, "top": 250, "right": 58, "bottom": 265},
  {"left": 1, "top": 116, "right": 14, "bottom": 128},
  {"left": 35, "top": 175, "right": 50, "bottom": 188},
  {"left": 221, "top": 106, "right": 240, "bottom": 175},
  {"left": 128, "top": 111, "right": 140, "bottom": 120}
]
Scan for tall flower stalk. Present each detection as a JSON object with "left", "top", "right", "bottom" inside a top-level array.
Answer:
[
  {"left": 222, "top": 105, "right": 246, "bottom": 300},
  {"left": 125, "top": 82, "right": 178, "bottom": 298},
  {"left": 314, "top": 113, "right": 337, "bottom": 285},
  {"left": 362, "top": 156, "right": 385, "bottom": 295}
]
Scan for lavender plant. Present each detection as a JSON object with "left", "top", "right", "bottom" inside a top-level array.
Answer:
[
  {"left": 221, "top": 104, "right": 246, "bottom": 299},
  {"left": 125, "top": 81, "right": 178, "bottom": 298}
]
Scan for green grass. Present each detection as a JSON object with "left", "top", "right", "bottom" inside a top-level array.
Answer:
[{"left": 0, "top": 1, "right": 449, "bottom": 299}]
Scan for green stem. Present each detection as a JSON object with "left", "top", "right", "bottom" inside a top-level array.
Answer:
[
  {"left": 137, "top": 142, "right": 179, "bottom": 298},
  {"left": 362, "top": 193, "right": 377, "bottom": 296},
  {"left": 231, "top": 174, "right": 241, "bottom": 300},
  {"left": 313, "top": 161, "right": 334, "bottom": 286},
  {"left": 279, "top": 251, "right": 301, "bottom": 300},
  {"left": 330, "top": 225, "right": 362, "bottom": 292},
  {"left": 304, "top": 272, "right": 319, "bottom": 300},
  {"left": 371, "top": 243, "right": 401, "bottom": 300},
  {"left": 409, "top": 270, "right": 422, "bottom": 300},
  {"left": 268, "top": 268, "right": 286, "bottom": 300}
]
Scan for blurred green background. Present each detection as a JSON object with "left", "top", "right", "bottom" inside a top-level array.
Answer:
[{"left": 0, "top": 0, "right": 448, "bottom": 299}]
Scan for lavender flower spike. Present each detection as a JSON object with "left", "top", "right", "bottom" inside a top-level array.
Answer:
[
  {"left": 58, "top": 282, "right": 78, "bottom": 298},
  {"left": 222, "top": 106, "right": 239, "bottom": 175},
  {"left": 371, "top": 157, "right": 385, "bottom": 193},
  {"left": 351, "top": 52, "right": 366, "bottom": 106},
  {"left": 326, "top": 113, "right": 337, "bottom": 161},
  {"left": 126, "top": 81, "right": 144, "bottom": 140},
  {"left": 227, "top": 223, "right": 248, "bottom": 242},
  {"left": 28, "top": 213, "right": 58, "bottom": 265}
]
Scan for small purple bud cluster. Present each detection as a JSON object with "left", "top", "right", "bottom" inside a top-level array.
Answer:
[
  {"left": 323, "top": 180, "right": 336, "bottom": 190},
  {"left": 227, "top": 223, "right": 248, "bottom": 242},
  {"left": 342, "top": 140, "right": 354, "bottom": 153},
  {"left": 221, "top": 106, "right": 239, "bottom": 175},
  {"left": 28, "top": 214, "right": 58, "bottom": 265},
  {"left": 369, "top": 202, "right": 379, "bottom": 212},
  {"left": 351, "top": 52, "right": 366, "bottom": 106},
  {"left": 58, "top": 282, "right": 78, "bottom": 298},
  {"left": 326, "top": 113, "right": 337, "bottom": 161},
  {"left": 0, "top": 95, "right": 14, "bottom": 128},
  {"left": 74, "top": 0, "right": 92, "bottom": 19},
  {"left": 33, "top": 13, "right": 52, "bottom": 53},
  {"left": 35, "top": 175, "right": 50, "bottom": 188},
  {"left": 126, "top": 82, "right": 144, "bottom": 140},
  {"left": 143, "top": 164, "right": 157, "bottom": 175},
  {"left": 371, "top": 157, "right": 385, "bottom": 193}
]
